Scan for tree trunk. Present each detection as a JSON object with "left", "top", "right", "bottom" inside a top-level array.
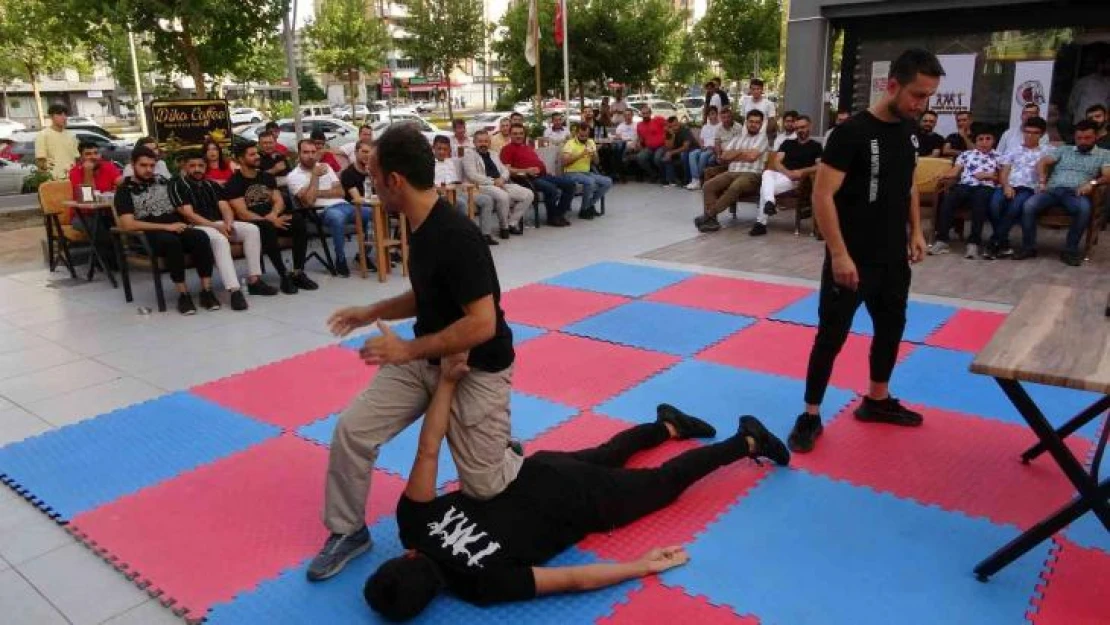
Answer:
[
  {"left": 176, "top": 28, "right": 207, "bottom": 98},
  {"left": 347, "top": 69, "right": 357, "bottom": 121},
  {"left": 28, "top": 65, "right": 44, "bottom": 129},
  {"left": 445, "top": 72, "right": 454, "bottom": 120}
]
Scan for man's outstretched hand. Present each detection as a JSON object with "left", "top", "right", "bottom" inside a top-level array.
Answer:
[
  {"left": 638, "top": 546, "right": 689, "bottom": 574},
  {"left": 327, "top": 305, "right": 375, "bottom": 337},
  {"left": 440, "top": 352, "right": 470, "bottom": 383},
  {"left": 360, "top": 320, "right": 412, "bottom": 366}
]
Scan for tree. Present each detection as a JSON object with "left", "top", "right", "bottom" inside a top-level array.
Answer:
[
  {"left": 666, "top": 31, "right": 706, "bottom": 93},
  {"left": 396, "top": 0, "right": 486, "bottom": 118},
  {"left": 302, "top": 0, "right": 389, "bottom": 113},
  {"left": 696, "top": 0, "right": 781, "bottom": 81},
  {"left": 0, "top": 0, "right": 87, "bottom": 127},
  {"left": 89, "top": 26, "right": 156, "bottom": 95},
  {"left": 297, "top": 68, "right": 327, "bottom": 103}
]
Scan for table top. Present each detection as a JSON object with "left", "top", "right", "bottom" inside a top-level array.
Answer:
[
  {"left": 971, "top": 283, "right": 1110, "bottom": 394},
  {"left": 63, "top": 200, "right": 113, "bottom": 210}
]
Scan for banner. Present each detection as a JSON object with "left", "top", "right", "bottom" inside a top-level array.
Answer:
[
  {"left": 869, "top": 61, "right": 890, "bottom": 106},
  {"left": 525, "top": 0, "right": 538, "bottom": 67},
  {"left": 928, "top": 54, "right": 977, "bottom": 137},
  {"left": 150, "top": 99, "right": 231, "bottom": 152},
  {"left": 1009, "top": 61, "right": 1053, "bottom": 129}
]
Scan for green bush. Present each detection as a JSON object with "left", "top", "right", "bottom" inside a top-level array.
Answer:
[
  {"left": 21, "top": 171, "right": 52, "bottom": 194},
  {"left": 269, "top": 101, "right": 294, "bottom": 120},
  {"left": 495, "top": 92, "right": 518, "bottom": 111}
]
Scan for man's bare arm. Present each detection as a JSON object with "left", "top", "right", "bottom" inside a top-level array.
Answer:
[
  {"left": 533, "top": 546, "right": 688, "bottom": 596},
  {"left": 404, "top": 352, "right": 467, "bottom": 502},
  {"left": 405, "top": 295, "right": 497, "bottom": 361}
]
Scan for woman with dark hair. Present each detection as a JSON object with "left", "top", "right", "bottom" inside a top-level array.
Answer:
[{"left": 203, "top": 139, "right": 234, "bottom": 184}]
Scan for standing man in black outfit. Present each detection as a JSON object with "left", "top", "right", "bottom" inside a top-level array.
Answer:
[{"left": 787, "top": 49, "right": 943, "bottom": 453}]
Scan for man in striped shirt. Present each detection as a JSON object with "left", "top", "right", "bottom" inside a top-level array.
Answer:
[{"left": 695, "top": 109, "right": 769, "bottom": 233}]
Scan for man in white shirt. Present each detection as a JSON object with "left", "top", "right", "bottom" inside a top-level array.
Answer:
[
  {"left": 340, "top": 125, "right": 374, "bottom": 166},
  {"left": 741, "top": 79, "right": 777, "bottom": 136},
  {"left": 544, "top": 113, "right": 571, "bottom": 145},
  {"left": 703, "top": 81, "right": 723, "bottom": 122},
  {"left": 432, "top": 136, "right": 496, "bottom": 244},
  {"left": 695, "top": 109, "right": 769, "bottom": 233},
  {"left": 772, "top": 110, "right": 799, "bottom": 151},
  {"left": 461, "top": 130, "right": 533, "bottom": 239},
  {"left": 448, "top": 119, "right": 473, "bottom": 156},
  {"left": 34, "top": 103, "right": 78, "bottom": 180},
  {"left": 685, "top": 106, "right": 721, "bottom": 190},
  {"left": 985, "top": 116, "right": 1052, "bottom": 258},
  {"left": 611, "top": 89, "right": 628, "bottom": 115},
  {"left": 997, "top": 103, "right": 1048, "bottom": 156},
  {"left": 287, "top": 139, "right": 370, "bottom": 276},
  {"left": 122, "top": 137, "right": 172, "bottom": 180},
  {"left": 1067, "top": 55, "right": 1110, "bottom": 126}
]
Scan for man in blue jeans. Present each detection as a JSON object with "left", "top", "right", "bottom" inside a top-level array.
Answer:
[
  {"left": 561, "top": 123, "right": 613, "bottom": 219},
  {"left": 984, "top": 116, "right": 1052, "bottom": 259},
  {"left": 1018, "top": 119, "right": 1110, "bottom": 266},
  {"left": 287, "top": 139, "right": 372, "bottom": 276}
]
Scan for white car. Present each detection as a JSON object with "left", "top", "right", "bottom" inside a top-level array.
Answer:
[
  {"left": 371, "top": 118, "right": 448, "bottom": 144},
  {"left": 0, "top": 157, "right": 35, "bottom": 195},
  {"left": 66, "top": 115, "right": 103, "bottom": 129},
  {"left": 465, "top": 112, "right": 513, "bottom": 137},
  {"left": 230, "top": 107, "right": 264, "bottom": 125},
  {"left": 0, "top": 118, "right": 26, "bottom": 139},
  {"left": 641, "top": 99, "right": 689, "bottom": 123},
  {"left": 334, "top": 104, "right": 369, "bottom": 121}
]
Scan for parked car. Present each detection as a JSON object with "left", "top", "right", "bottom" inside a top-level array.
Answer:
[
  {"left": 273, "top": 116, "right": 358, "bottom": 151},
  {"left": 415, "top": 101, "right": 436, "bottom": 114},
  {"left": 333, "top": 104, "right": 369, "bottom": 121},
  {"left": 371, "top": 117, "right": 447, "bottom": 144},
  {"left": 229, "top": 107, "right": 264, "bottom": 125},
  {"left": 681, "top": 97, "right": 706, "bottom": 125},
  {"left": 8, "top": 130, "right": 132, "bottom": 167},
  {"left": 299, "top": 104, "right": 333, "bottom": 118},
  {"left": 0, "top": 157, "right": 36, "bottom": 195},
  {"left": 66, "top": 115, "right": 103, "bottom": 128},
  {"left": 465, "top": 111, "right": 513, "bottom": 137},
  {"left": 642, "top": 99, "right": 689, "bottom": 123},
  {"left": 67, "top": 124, "right": 127, "bottom": 142},
  {"left": 0, "top": 118, "right": 26, "bottom": 139}
]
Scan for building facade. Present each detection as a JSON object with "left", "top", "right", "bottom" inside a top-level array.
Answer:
[{"left": 1, "top": 68, "right": 120, "bottom": 129}]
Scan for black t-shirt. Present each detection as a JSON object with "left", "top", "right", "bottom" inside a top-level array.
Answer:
[
  {"left": 114, "top": 176, "right": 180, "bottom": 224},
  {"left": 914, "top": 131, "right": 945, "bottom": 157},
  {"left": 821, "top": 111, "right": 917, "bottom": 265},
  {"left": 409, "top": 199, "right": 514, "bottom": 372},
  {"left": 396, "top": 456, "right": 597, "bottom": 605},
  {"left": 670, "top": 126, "right": 695, "bottom": 150},
  {"left": 224, "top": 170, "right": 279, "bottom": 216},
  {"left": 258, "top": 150, "right": 288, "bottom": 176},
  {"left": 944, "top": 133, "right": 969, "bottom": 153},
  {"left": 1098, "top": 134, "right": 1110, "bottom": 150},
  {"left": 167, "top": 175, "right": 224, "bottom": 222},
  {"left": 718, "top": 90, "right": 730, "bottom": 109},
  {"left": 779, "top": 139, "right": 823, "bottom": 171},
  {"left": 339, "top": 165, "right": 370, "bottom": 203}
]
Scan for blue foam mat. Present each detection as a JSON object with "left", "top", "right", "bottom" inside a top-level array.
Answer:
[
  {"left": 1064, "top": 508, "right": 1110, "bottom": 555},
  {"left": 207, "top": 517, "right": 638, "bottom": 624},
  {"left": 891, "top": 346, "right": 1104, "bottom": 436},
  {"left": 341, "top": 320, "right": 546, "bottom": 350},
  {"left": 664, "top": 470, "right": 1050, "bottom": 625},
  {"left": 0, "top": 392, "right": 279, "bottom": 520},
  {"left": 543, "top": 261, "right": 693, "bottom": 297},
  {"left": 595, "top": 360, "right": 855, "bottom": 442},
  {"left": 563, "top": 300, "right": 754, "bottom": 356},
  {"left": 770, "top": 291, "right": 957, "bottom": 343},
  {"left": 297, "top": 393, "right": 578, "bottom": 485}
]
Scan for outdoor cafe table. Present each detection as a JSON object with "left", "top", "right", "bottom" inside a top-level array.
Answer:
[
  {"left": 970, "top": 283, "right": 1110, "bottom": 581},
  {"left": 62, "top": 200, "right": 118, "bottom": 288}
]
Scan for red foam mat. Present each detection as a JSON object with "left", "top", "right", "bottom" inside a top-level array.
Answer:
[
  {"left": 501, "top": 283, "right": 630, "bottom": 330},
  {"left": 698, "top": 320, "right": 915, "bottom": 394},
  {"left": 1030, "top": 538, "right": 1110, "bottom": 625},
  {"left": 794, "top": 402, "right": 1093, "bottom": 530},
  {"left": 646, "top": 274, "right": 812, "bottom": 318},
  {"left": 68, "top": 435, "right": 404, "bottom": 621},
  {"left": 513, "top": 333, "right": 679, "bottom": 409},
  {"left": 193, "top": 346, "right": 376, "bottom": 428},
  {"left": 599, "top": 578, "right": 760, "bottom": 625},
  {"left": 925, "top": 308, "right": 1008, "bottom": 353}
]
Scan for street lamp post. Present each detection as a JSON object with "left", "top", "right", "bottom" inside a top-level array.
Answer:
[{"left": 127, "top": 28, "right": 149, "bottom": 136}]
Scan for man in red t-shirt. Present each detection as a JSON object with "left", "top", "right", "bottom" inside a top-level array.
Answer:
[
  {"left": 498, "top": 123, "right": 578, "bottom": 226},
  {"left": 635, "top": 105, "right": 667, "bottom": 180},
  {"left": 68, "top": 140, "right": 123, "bottom": 268}
]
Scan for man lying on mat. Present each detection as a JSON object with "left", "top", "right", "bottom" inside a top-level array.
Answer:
[{"left": 364, "top": 352, "right": 790, "bottom": 621}]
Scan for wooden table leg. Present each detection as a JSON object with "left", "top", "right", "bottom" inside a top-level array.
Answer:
[
  {"left": 373, "top": 202, "right": 389, "bottom": 283},
  {"left": 399, "top": 213, "right": 409, "bottom": 277},
  {"left": 353, "top": 202, "right": 368, "bottom": 279}
]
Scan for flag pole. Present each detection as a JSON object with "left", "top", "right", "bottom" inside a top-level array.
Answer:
[
  {"left": 533, "top": 0, "right": 542, "bottom": 122},
  {"left": 561, "top": 0, "right": 570, "bottom": 112}
]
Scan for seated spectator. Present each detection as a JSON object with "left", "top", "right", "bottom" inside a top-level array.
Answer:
[
  {"left": 203, "top": 139, "right": 235, "bottom": 184},
  {"left": 288, "top": 139, "right": 371, "bottom": 277},
  {"left": 985, "top": 116, "right": 1051, "bottom": 259},
  {"left": 823, "top": 108, "right": 850, "bottom": 144},
  {"left": 656, "top": 116, "right": 694, "bottom": 187},
  {"left": 490, "top": 117, "right": 512, "bottom": 153},
  {"left": 509, "top": 112, "right": 526, "bottom": 127},
  {"left": 449, "top": 119, "right": 473, "bottom": 156},
  {"left": 169, "top": 150, "right": 278, "bottom": 310},
  {"left": 703, "top": 80, "right": 724, "bottom": 121},
  {"left": 544, "top": 113, "right": 571, "bottom": 145},
  {"left": 0, "top": 138, "right": 15, "bottom": 161},
  {"left": 311, "top": 129, "right": 343, "bottom": 172},
  {"left": 685, "top": 106, "right": 721, "bottom": 190},
  {"left": 258, "top": 133, "right": 291, "bottom": 177},
  {"left": 598, "top": 98, "right": 614, "bottom": 129},
  {"left": 462, "top": 130, "right": 533, "bottom": 238},
  {"left": 561, "top": 122, "right": 613, "bottom": 219},
  {"left": 122, "top": 137, "right": 171, "bottom": 179},
  {"left": 914, "top": 110, "right": 945, "bottom": 157},
  {"left": 225, "top": 141, "right": 316, "bottom": 294},
  {"left": 997, "top": 103, "right": 1048, "bottom": 156},
  {"left": 772, "top": 110, "right": 798, "bottom": 151},
  {"left": 928, "top": 124, "right": 1001, "bottom": 258},
  {"left": 114, "top": 147, "right": 216, "bottom": 315},
  {"left": 942, "top": 111, "right": 973, "bottom": 157},
  {"left": 501, "top": 123, "right": 577, "bottom": 227},
  {"left": 635, "top": 105, "right": 667, "bottom": 181},
  {"left": 613, "top": 109, "right": 638, "bottom": 180},
  {"left": 1087, "top": 104, "right": 1110, "bottom": 149},
  {"left": 430, "top": 136, "right": 497, "bottom": 244},
  {"left": 754, "top": 115, "right": 822, "bottom": 236},
  {"left": 341, "top": 125, "right": 375, "bottom": 165},
  {"left": 715, "top": 106, "right": 742, "bottom": 146},
  {"left": 67, "top": 140, "right": 123, "bottom": 267},
  {"left": 695, "top": 109, "right": 768, "bottom": 233},
  {"left": 265, "top": 122, "right": 290, "bottom": 155},
  {"left": 1018, "top": 119, "right": 1110, "bottom": 266}
]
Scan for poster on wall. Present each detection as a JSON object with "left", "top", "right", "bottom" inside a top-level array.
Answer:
[
  {"left": 870, "top": 61, "right": 891, "bottom": 106},
  {"left": 150, "top": 99, "right": 231, "bottom": 153},
  {"left": 928, "top": 54, "right": 977, "bottom": 137},
  {"left": 1009, "top": 61, "right": 1053, "bottom": 130}
]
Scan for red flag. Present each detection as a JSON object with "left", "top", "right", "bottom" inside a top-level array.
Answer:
[{"left": 554, "top": 0, "right": 564, "bottom": 46}]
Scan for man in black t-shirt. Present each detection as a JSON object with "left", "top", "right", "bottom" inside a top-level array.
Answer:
[
  {"left": 308, "top": 125, "right": 520, "bottom": 583},
  {"left": 339, "top": 139, "right": 379, "bottom": 272},
  {"left": 224, "top": 141, "right": 317, "bottom": 295},
  {"left": 942, "top": 110, "right": 972, "bottom": 157},
  {"left": 788, "top": 49, "right": 941, "bottom": 454},
  {"left": 914, "top": 110, "right": 945, "bottom": 157},
  {"left": 363, "top": 354, "right": 788, "bottom": 621},
  {"left": 753, "top": 114, "right": 823, "bottom": 235}
]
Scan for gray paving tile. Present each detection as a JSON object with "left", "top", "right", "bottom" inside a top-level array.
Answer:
[
  {"left": 20, "top": 542, "right": 149, "bottom": 625},
  {"left": 0, "top": 496, "right": 75, "bottom": 566},
  {"left": 99, "top": 598, "right": 185, "bottom": 625},
  {"left": 0, "top": 568, "right": 69, "bottom": 625},
  {"left": 0, "top": 359, "right": 125, "bottom": 406},
  {"left": 0, "top": 405, "right": 53, "bottom": 447},
  {"left": 27, "top": 376, "right": 165, "bottom": 427}
]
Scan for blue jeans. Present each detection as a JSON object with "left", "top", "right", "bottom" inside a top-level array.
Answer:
[
  {"left": 987, "top": 187, "right": 1033, "bottom": 247},
  {"left": 686, "top": 149, "right": 717, "bottom": 182},
  {"left": 656, "top": 149, "right": 688, "bottom": 184},
  {"left": 530, "top": 175, "right": 577, "bottom": 217},
  {"left": 322, "top": 202, "right": 372, "bottom": 259},
  {"left": 936, "top": 184, "right": 993, "bottom": 244},
  {"left": 1021, "top": 187, "right": 1092, "bottom": 253},
  {"left": 562, "top": 172, "right": 613, "bottom": 212},
  {"left": 635, "top": 147, "right": 665, "bottom": 180}
]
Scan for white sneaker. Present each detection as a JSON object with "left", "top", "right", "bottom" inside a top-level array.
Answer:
[
  {"left": 926, "top": 241, "right": 950, "bottom": 255},
  {"left": 685, "top": 180, "right": 701, "bottom": 190},
  {"left": 964, "top": 243, "right": 979, "bottom": 259}
]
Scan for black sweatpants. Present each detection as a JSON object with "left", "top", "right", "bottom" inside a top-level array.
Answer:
[
  {"left": 249, "top": 207, "right": 307, "bottom": 271},
  {"left": 804, "top": 255, "right": 910, "bottom": 405},
  {"left": 533, "top": 422, "right": 749, "bottom": 532},
  {"left": 146, "top": 228, "right": 213, "bottom": 284}
]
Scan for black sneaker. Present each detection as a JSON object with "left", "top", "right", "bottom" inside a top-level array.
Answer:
[
  {"left": 293, "top": 271, "right": 319, "bottom": 291},
  {"left": 577, "top": 208, "right": 596, "bottom": 220},
  {"left": 697, "top": 216, "right": 721, "bottom": 233},
  {"left": 199, "top": 289, "right": 221, "bottom": 311},
  {"left": 787, "top": 413, "right": 823, "bottom": 454},
  {"left": 306, "top": 526, "right": 372, "bottom": 582},
  {"left": 280, "top": 274, "right": 299, "bottom": 294},
  {"left": 508, "top": 224, "right": 524, "bottom": 235},
  {"left": 738, "top": 416, "right": 790, "bottom": 466},
  {"left": 998, "top": 244, "right": 1014, "bottom": 258},
  {"left": 693, "top": 214, "right": 707, "bottom": 229},
  {"left": 177, "top": 293, "right": 197, "bottom": 316},
  {"left": 362, "top": 252, "right": 378, "bottom": 273},
  {"left": 749, "top": 223, "right": 768, "bottom": 237},
  {"left": 229, "top": 290, "right": 248, "bottom": 311},
  {"left": 483, "top": 234, "right": 499, "bottom": 246},
  {"left": 854, "top": 396, "right": 923, "bottom": 426},
  {"left": 1012, "top": 247, "right": 1037, "bottom": 261},
  {"left": 247, "top": 279, "right": 279, "bottom": 296},
  {"left": 763, "top": 200, "right": 777, "bottom": 216},
  {"left": 336, "top": 258, "right": 350, "bottom": 278},
  {"left": 499, "top": 227, "right": 511, "bottom": 240},
  {"left": 1060, "top": 251, "right": 1082, "bottom": 267},
  {"left": 981, "top": 242, "right": 998, "bottom": 260},
  {"left": 656, "top": 403, "right": 716, "bottom": 439}
]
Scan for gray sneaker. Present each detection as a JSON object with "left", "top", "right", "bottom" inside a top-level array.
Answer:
[
  {"left": 964, "top": 243, "right": 979, "bottom": 259},
  {"left": 927, "top": 240, "right": 950, "bottom": 255},
  {"left": 306, "top": 526, "right": 372, "bottom": 581}
]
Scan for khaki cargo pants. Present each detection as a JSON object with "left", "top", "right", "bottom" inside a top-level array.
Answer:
[{"left": 324, "top": 360, "right": 521, "bottom": 534}]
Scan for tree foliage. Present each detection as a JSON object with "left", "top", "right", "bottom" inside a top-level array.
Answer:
[
  {"left": 695, "top": 0, "right": 781, "bottom": 81},
  {"left": 396, "top": 0, "right": 486, "bottom": 117},
  {"left": 297, "top": 67, "right": 327, "bottom": 103},
  {"left": 229, "top": 34, "right": 286, "bottom": 85},
  {"left": 666, "top": 31, "right": 706, "bottom": 91},
  {"left": 302, "top": 0, "right": 390, "bottom": 109},
  {"left": 88, "top": 26, "right": 156, "bottom": 94},
  {"left": 0, "top": 0, "right": 87, "bottom": 125}
]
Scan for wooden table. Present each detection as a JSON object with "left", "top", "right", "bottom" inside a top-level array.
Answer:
[
  {"left": 62, "top": 200, "right": 118, "bottom": 288},
  {"left": 368, "top": 198, "right": 409, "bottom": 283},
  {"left": 970, "top": 283, "right": 1110, "bottom": 581}
]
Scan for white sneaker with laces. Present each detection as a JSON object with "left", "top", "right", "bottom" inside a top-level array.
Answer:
[
  {"left": 964, "top": 243, "right": 979, "bottom": 259},
  {"left": 927, "top": 241, "right": 950, "bottom": 255},
  {"left": 685, "top": 180, "right": 701, "bottom": 190}
]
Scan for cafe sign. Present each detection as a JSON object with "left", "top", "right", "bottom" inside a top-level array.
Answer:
[{"left": 150, "top": 99, "right": 232, "bottom": 153}]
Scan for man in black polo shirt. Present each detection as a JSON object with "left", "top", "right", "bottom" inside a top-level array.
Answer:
[
  {"left": 753, "top": 114, "right": 823, "bottom": 236},
  {"left": 788, "top": 48, "right": 941, "bottom": 454},
  {"left": 308, "top": 125, "right": 519, "bottom": 582},
  {"left": 914, "top": 110, "right": 945, "bottom": 157},
  {"left": 339, "top": 139, "right": 378, "bottom": 272}
]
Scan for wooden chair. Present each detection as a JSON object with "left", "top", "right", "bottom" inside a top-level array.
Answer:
[
  {"left": 705, "top": 154, "right": 819, "bottom": 236},
  {"left": 370, "top": 198, "right": 409, "bottom": 283},
  {"left": 38, "top": 180, "right": 86, "bottom": 278},
  {"left": 914, "top": 156, "right": 952, "bottom": 241}
]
